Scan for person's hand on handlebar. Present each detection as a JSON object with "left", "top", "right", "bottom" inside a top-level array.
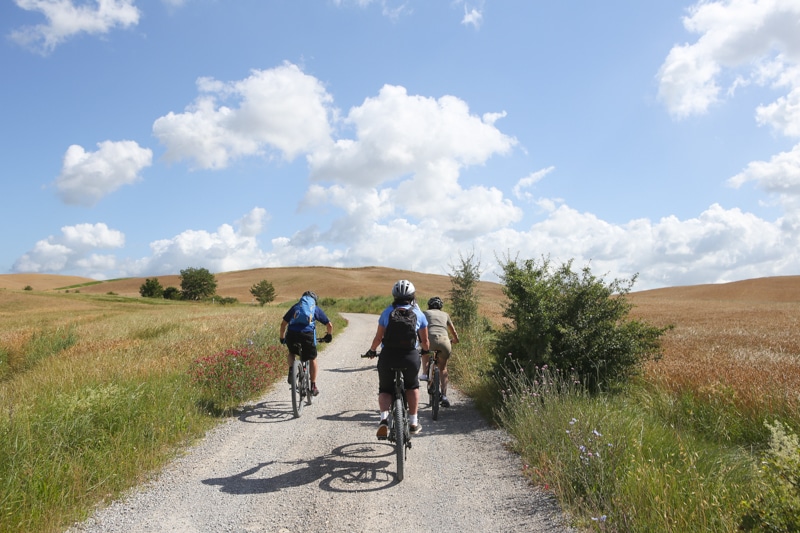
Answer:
[
  {"left": 323, "top": 333, "right": 333, "bottom": 343},
  {"left": 364, "top": 349, "right": 377, "bottom": 359},
  {"left": 280, "top": 337, "right": 286, "bottom": 345}
]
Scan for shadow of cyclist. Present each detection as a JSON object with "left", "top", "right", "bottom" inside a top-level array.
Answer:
[{"left": 202, "top": 442, "right": 398, "bottom": 494}]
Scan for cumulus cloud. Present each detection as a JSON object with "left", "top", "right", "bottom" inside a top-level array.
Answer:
[
  {"left": 309, "top": 84, "right": 516, "bottom": 187},
  {"left": 131, "top": 208, "right": 272, "bottom": 275},
  {"left": 153, "top": 63, "right": 335, "bottom": 169},
  {"left": 55, "top": 140, "right": 153, "bottom": 206},
  {"left": 12, "top": 223, "right": 124, "bottom": 278},
  {"left": 657, "top": 0, "right": 800, "bottom": 119},
  {"left": 10, "top": 0, "right": 140, "bottom": 54}
]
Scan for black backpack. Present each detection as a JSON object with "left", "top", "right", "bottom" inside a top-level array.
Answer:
[{"left": 382, "top": 305, "right": 418, "bottom": 350}]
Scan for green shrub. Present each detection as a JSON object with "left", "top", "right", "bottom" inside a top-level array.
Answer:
[
  {"left": 139, "top": 278, "right": 164, "bottom": 298},
  {"left": 740, "top": 420, "right": 800, "bottom": 532},
  {"left": 495, "top": 256, "right": 669, "bottom": 391},
  {"left": 163, "top": 286, "right": 181, "bottom": 300}
]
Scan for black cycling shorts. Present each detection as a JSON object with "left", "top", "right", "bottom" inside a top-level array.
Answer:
[
  {"left": 377, "top": 349, "right": 421, "bottom": 394},
  {"left": 285, "top": 330, "right": 318, "bottom": 361}
]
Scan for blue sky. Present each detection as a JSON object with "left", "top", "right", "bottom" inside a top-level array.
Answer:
[{"left": 2, "top": 0, "right": 800, "bottom": 290}]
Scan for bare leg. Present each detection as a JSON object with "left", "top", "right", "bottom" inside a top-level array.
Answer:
[
  {"left": 379, "top": 392, "right": 392, "bottom": 412},
  {"left": 438, "top": 359, "right": 449, "bottom": 396},
  {"left": 310, "top": 359, "right": 318, "bottom": 383}
]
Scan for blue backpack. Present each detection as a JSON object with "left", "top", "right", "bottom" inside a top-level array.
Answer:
[{"left": 289, "top": 294, "right": 317, "bottom": 329}]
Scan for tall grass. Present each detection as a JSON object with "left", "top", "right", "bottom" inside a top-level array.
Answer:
[
  {"left": 0, "top": 292, "right": 294, "bottom": 533},
  {"left": 496, "top": 365, "right": 759, "bottom": 532}
]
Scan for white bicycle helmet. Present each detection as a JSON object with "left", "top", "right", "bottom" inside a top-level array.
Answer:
[{"left": 391, "top": 279, "right": 416, "bottom": 300}]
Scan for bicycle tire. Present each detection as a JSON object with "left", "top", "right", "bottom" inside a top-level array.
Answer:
[
  {"left": 431, "top": 365, "right": 441, "bottom": 421},
  {"left": 290, "top": 359, "right": 304, "bottom": 418},
  {"left": 303, "top": 362, "right": 313, "bottom": 406},
  {"left": 393, "top": 397, "right": 405, "bottom": 481}
]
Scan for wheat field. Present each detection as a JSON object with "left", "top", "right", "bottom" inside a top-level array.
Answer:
[{"left": 3, "top": 267, "right": 799, "bottom": 410}]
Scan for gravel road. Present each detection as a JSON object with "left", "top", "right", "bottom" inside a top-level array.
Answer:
[{"left": 68, "top": 313, "right": 575, "bottom": 533}]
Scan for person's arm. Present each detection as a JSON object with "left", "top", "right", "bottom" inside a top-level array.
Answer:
[
  {"left": 447, "top": 315, "right": 459, "bottom": 344},
  {"left": 448, "top": 323, "right": 459, "bottom": 344},
  {"left": 369, "top": 325, "right": 385, "bottom": 352},
  {"left": 317, "top": 308, "right": 334, "bottom": 340},
  {"left": 279, "top": 319, "right": 288, "bottom": 342}
]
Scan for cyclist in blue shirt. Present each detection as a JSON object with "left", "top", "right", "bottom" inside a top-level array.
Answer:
[
  {"left": 364, "top": 280, "right": 429, "bottom": 437},
  {"left": 279, "top": 291, "right": 333, "bottom": 396}
]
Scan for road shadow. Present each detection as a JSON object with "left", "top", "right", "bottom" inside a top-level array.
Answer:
[
  {"left": 236, "top": 399, "right": 298, "bottom": 424},
  {"left": 201, "top": 442, "right": 399, "bottom": 494}
]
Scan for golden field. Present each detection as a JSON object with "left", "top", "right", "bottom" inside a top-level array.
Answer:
[{"left": 2, "top": 268, "right": 799, "bottom": 410}]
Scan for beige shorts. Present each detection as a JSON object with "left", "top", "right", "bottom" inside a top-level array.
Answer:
[{"left": 429, "top": 334, "right": 452, "bottom": 359}]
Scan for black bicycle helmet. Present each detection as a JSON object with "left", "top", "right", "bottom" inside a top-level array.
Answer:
[
  {"left": 427, "top": 296, "right": 443, "bottom": 310},
  {"left": 302, "top": 290, "right": 318, "bottom": 302},
  {"left": 391, "top": 279, "right": 415, "bottom": 300}
]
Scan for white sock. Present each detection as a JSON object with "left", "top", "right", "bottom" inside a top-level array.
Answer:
[
  {"left": 409, "top": 414, "right": 418, "bottom": 426},
  {"left": 380, "top": 411, "right": 389, "bottom": 421}
]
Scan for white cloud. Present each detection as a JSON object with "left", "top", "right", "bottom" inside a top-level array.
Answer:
[
  {"left": 461, "top": 7, "right": 483, "bottom": 29},
  {"left": 657, "top": 0, "right": 800, "bottom": 119},
  {"left": 153, "top": 63, "right": 335, "bottom": 170},
  {"left": 133, "top": 208, "right": 272, "bottom": 275},
  {"left": 309, "top": 84, "right": 516, "bottom": 187},
  {"left": 10, "top": 0, "right": 140, "bottom": 54},
  {"left": 12, "top": 223, "right": 124, "bottom": 279},
  {"left": 513, "top": 166, "right": 555, "bottom": 200},
  {"left": 756, "top": 84, "right": 800, "bottom": 137},
  {"left": 55, "top": 140, "right": 153, "bottom": 206}
]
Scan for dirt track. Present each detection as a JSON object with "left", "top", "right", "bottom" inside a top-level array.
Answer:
[{"left": 68, "top": 313, "right": 573, "bottom": 533}]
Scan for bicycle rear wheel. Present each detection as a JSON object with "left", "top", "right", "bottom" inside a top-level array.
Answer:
[
  {"left": 290, "top": 359, "right": 304, "bottom": 418},
  {"left": 431, "top": 366, "right": 441, "bottom": 421},
  {"left": 393, "top": 397, "right": 405, "bottom": 481}
]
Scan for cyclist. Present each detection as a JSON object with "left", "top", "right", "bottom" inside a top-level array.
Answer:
[
  {"left": 364, "top": 279, "right": 429, "bottom": 437},
  {"left": 421, "top": 296, "right": 460, "bottom": 407},
  {"left": 279, "top": 290, "right": 333, "bottom": 396}
]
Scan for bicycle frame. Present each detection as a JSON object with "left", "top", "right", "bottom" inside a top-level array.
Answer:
[{"left": 289, "top": 337, "right": 327, "bottom": 418}]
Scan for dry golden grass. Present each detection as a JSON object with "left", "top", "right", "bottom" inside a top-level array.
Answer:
[
  {"left": 629, "top": 276, "right": 800, "bottom": 413},
  {"left": 3, "top": 268, "right": 799, "bottom": 412},
  {"left": 0, "top": 266, "right": 507, "bottom": 322}
]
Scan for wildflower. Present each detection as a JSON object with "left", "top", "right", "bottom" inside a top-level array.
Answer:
[{"left": 593, "top": 429, "right": 602, "bottom": 437}]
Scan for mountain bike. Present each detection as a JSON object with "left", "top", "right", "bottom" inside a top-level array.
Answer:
[
  {"left": 289, "top": 337, "right": 329, "bottom": 418},
  {"left": 423, "top": 350, "right": 442, "bottom": 421},
  {"left": 362, "top": 353, "right": 412, "bottom": 481}
]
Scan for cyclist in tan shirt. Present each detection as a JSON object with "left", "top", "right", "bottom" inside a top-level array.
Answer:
[{"left": 421, "top": 296, "right": 459, "bottom": 407}]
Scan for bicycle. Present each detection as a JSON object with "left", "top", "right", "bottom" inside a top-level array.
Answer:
[
  {"left": 423, "top": 350, "right": 442, "bottom": 421},
  {"left": 362, "top": 352, "right": 411, "bottom": 482},
  {"left": 289, "top": 337, "right": 329, "bottom": 418}
]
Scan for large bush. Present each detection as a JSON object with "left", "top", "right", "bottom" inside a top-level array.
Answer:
[
  {"left": 180, "top": 267, "right": 217, "bottom": 301},
  {"left": 139, "top": 278, "right": 164, "bottom": 298},
  {"left": 495, "top": 256, "right": 668, "bottom": 391}
]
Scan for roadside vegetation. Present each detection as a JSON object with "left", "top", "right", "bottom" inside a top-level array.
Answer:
[
  {"left": 445, "top": 254, "right": 800, "bottom": 533},
  {"left": 1, "top": 259, "right": 798, "bottom": 532},
  {"left": 0, "top": 290, "right": 344, "bottom": 533}
]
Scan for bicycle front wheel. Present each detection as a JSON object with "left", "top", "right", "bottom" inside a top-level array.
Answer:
[
  {"left": 290, "top": 359, "right": 304, "bottom": 418},
  {"left": 393, "top": 397, "right": 405, "bottom": 481},
  {"left": 431, "top": 366, "right": 441, "bottom": 421},
  {"left": 303, "top": 364, "right": 313, "bottom": 406}
]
